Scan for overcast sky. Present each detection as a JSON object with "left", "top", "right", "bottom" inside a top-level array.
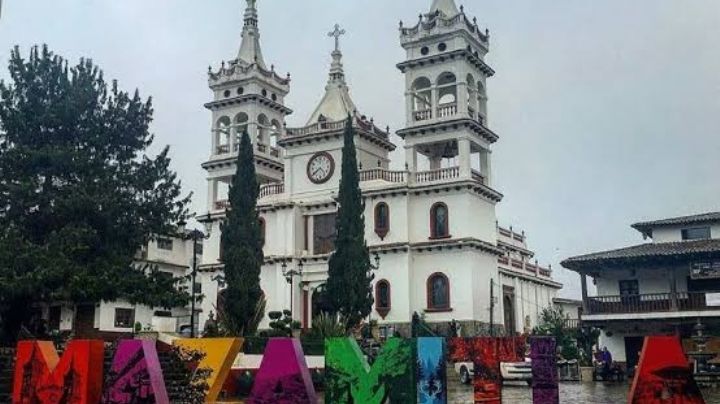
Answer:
[{"left": 1, "top": 0, "right": 719, "bottom": 298}]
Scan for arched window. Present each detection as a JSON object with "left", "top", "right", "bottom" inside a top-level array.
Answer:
[
  {"left": 430, "top": 202, "right": 450, "bottom": 239},
  {"left": 257, "top": 114, "right": 269, "bottom": 146},
  {"left": 437, "top": 72, "right": 457, "bottom": 105},
  {"left": 215, "top": 116, "right": 231, "bottom": 154},
  {"left": 375, "top": 280, "right": 391, "bottom": 318},
  {"left": 427, "top": 273, "right": 450, "bottom": 311},
  {"left": 411, "top": 77, "right": 432, "bottom": 113},
  {"left": 374, "top": 202, "right": 390, "bottom": 240},
  {"left": 270, "top": 120, "right": 281, "bottom": 147}
]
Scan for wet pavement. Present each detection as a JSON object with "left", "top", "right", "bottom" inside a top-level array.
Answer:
[
  {"left": 501, "top": 383, "right": 720, "bottom": 403},
  {"left": 315, "top": 383, "right": 720, "bottom": 403}
]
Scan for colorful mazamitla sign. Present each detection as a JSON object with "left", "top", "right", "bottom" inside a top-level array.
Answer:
[
  {"left": 9, "top": 335, "right": 559, "bottom": 403},
  {"left": 12, "top": 340, "right": 104, "bottom": 404},
  {"left": 104, "top": 340, "right": 169, "bottom": 404},
  {"left": 448, "top": 337, "right": 525, "bottom": 404},
  {"left": 172, "top": 337, "right": 243, "bottom": 402},
  {"left": 247, "top": 338, "right": 317, "bottom": 403},
  {"left": 628, "top": 336, "right": 705, "bottom": 404},
  {"left": 530, "top": 336, "right": 558, "bottom": 404}
]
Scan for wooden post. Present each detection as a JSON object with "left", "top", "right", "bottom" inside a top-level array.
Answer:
[
  {"left": 581, "top": 273, "right": 590, "bottom": 314},
  {"left": 669, "top": 268, "right": 679, "bottom": 311}
]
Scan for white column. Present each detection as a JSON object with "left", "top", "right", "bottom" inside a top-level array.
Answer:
[
  {"left": 458, "top": 82, "right": 469, "bottom": 116},
  {"left": 458, "top": 138, "right": 471, "bottom": 179},
  {"left": 431, "top": 86, "right": 438, "bottom": 121},
  {"left": 480, "top": 149, "right": 492, "bottom": 186},
  {"left": 405, "top": 91, "right": 415, "bottom": 127},
  {"left": 405, "top": 146, "right": 417, "bottom": 172},
  {"left": 207, "top": 179, "right": 217, "bottom": 210}
]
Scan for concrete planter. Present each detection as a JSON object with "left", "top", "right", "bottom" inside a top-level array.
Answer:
[{"left": 580, "top": 366, "right": 594, "bottom": 382}]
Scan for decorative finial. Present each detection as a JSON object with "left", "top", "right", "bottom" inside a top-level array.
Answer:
[
  {"left": 399, "top": 20, "right": 403, "bottom": 28},
  {"left": 208, "top": 65, "right": 212, "bottom": 73},
  {"left": 271, "top": 64, "right": 275, "bottom": 71},
  {"left": 460, "top": 5, "right": 464, "bottom": 13},
  {"left": 328, "top": 23, "right": 346, "bottom": 53},
  {"left": 473, "top": 17, "right": 477, "bottom": 25},
  {"left": 386, "top": 125, "right": 390, "bottom": 133},
  {"left": 247, "top": 0, "right": 257, "bottom": 9}
]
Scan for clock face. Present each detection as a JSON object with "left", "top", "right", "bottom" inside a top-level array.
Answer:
[{"left": 307, "top": 152, "right": 335, "bottom": 184}]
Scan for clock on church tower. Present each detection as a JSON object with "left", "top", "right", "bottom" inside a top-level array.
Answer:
[{"left": 306, "top": 152, "right": 335, "bottom": 184}]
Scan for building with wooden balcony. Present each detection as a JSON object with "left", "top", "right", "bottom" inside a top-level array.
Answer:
[
  {"left": 196, "top": 0, "right": 563, "bottom": 336},
  {"left": 562, "top": 211, "right": 720, "bottom": 371}
]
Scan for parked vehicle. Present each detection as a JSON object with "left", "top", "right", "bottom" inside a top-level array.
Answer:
[{"left": 455, "top": 360, "right": 532, "bottom": 385}]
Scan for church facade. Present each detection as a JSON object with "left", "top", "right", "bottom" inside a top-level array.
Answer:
[{"left": 196, "top": 0, "right": 562, "bottom": 336}]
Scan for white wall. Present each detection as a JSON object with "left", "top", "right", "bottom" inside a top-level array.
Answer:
[{"left": 594, "top": 265, "right": 690, "bottom": 296}]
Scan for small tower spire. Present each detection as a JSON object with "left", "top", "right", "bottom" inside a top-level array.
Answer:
[
  {"left": 429, "top": 0, "right": 460, "bottom": 17},
  {"left": 305, "top": 23, "right": 357, "bottom": 125},
  {"left": 237, "top": 0, "right": 267, "bottom": 69},
  {"left": 327, "top": 23, "right": 347, "bottom": 83}
]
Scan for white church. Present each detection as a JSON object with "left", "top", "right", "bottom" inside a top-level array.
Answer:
[{"left": 195, "top": 0, "right": 563, "bottom": 337}]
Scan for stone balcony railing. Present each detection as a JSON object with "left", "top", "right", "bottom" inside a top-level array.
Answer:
[
  {"left": 415, "top": 166, "right": 459, "bottom": 183},
  {"left": 497, "top": 256, "right": 552, "bottom": 278},
  {"left": 259, "top": 182, "right": 284, "bottom": 198},
  {"left": 214, "top": 143, "right": 280, "bottom": 158},
  {"left": 359, "top": 168, "right": 407, "bottom": 183},
  {"left": 414, "top": 109, "right": 432, "bottom": 122},
  {"left": 437, "top": 103, "right": 458, "bottom": 119}
]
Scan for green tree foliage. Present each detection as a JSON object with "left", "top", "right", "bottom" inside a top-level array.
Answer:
[
  {"left": 324, "top": 116, "right": 373, "bottom": 331},
  {"left": 533, "top": 306, "right": 581, "bottom": 360},
  {"left": 219, "top": 131, "right": 264, "bottom": 336},
  {"left": 0, "top": 45, "right": 189, "bottom": 341}
]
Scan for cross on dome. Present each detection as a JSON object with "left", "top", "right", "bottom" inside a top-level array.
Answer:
[{"left": 328, "top": 24, "right": 346, "bottom": 53}]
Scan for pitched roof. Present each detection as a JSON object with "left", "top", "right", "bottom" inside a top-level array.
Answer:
[
  {"left": 561, "top": 239, "right": 720, "bottom": 271},
  {"left": 632, "top": 211, "right": 720, "bottom": 234}
]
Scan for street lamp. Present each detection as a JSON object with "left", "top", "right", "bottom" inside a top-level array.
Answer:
[
  {"left": 281, "top": 259, "right": 304, "bottom": 319},
  {"left": 178, "top": 217, "right": 210, "bottom": 338}
]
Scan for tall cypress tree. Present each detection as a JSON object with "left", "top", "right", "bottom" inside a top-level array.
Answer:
[
  {"left": 325, "top": 115, "right": 374, "bottom": 331},
  {"left": 220, "top": 131, "right": 264, "bottom": 335}
]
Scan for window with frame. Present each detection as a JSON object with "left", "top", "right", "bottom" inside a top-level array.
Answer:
[
  {"left": 374, "top": 202, "right": 390, "bottom": 240},
  {"left": 114, "top": 308, "right": 135, "bottom": 328},
  {"left": 427, "top": 273, "right": 450, "bottom": 310},
  {"left": 375, "top": 280, "right": 391, "bottom": 318},
  {"left": 430, "top": 203, "right": 450, "bottom": 239},
  {"left": 313, "top": 213, "right": 337, "bottom": 255},
  {"left": 157, "top": 237, "right": 173, "bottom": 251},
  {"left": 682, "top": 227, "right": 711, "bottom": 241}
]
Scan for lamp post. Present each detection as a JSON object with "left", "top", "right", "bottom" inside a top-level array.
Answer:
[
  {"left": 178, "top": 217, "right": 211, "bottom": 338},
  {"left": 282, "top": 259, "right": 304, "bottom": 319}
]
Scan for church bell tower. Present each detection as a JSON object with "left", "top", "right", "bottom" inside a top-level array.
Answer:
[
  {"left": 397, "top": 0, "right": 497, "bottom": 186},
  {"left": 204, "top": 0, "right": 292, "bottom": 212}
]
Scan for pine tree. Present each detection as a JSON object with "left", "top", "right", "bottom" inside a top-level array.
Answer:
[
  {"left": 0, "top": 45, "right": 190, "bottom": 342},
  {"left": 324, "top": 115, "right": 373, "bottom": 331},
  {"left": 219, "top": 131, "right": 264, "bottom": 336}
]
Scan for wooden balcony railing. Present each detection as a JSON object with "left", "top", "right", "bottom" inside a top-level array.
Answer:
[
  {"left": 359, "top": 169, "right": 407, "bottom": 183},
  {"left": 586, "top": 292, "right": 713, "bottom": 315},
  {"left": 437, "top": 103, "right": 458, "bottom": 118}
]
